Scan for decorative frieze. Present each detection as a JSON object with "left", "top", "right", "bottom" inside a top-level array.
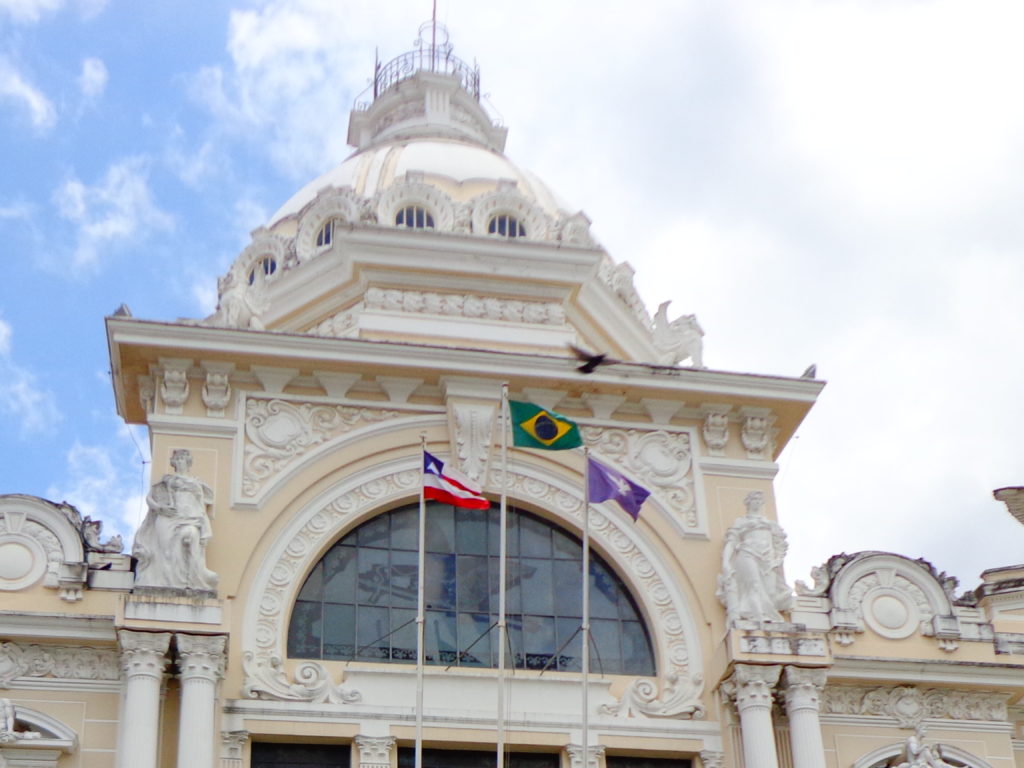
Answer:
[
  {"left": 364, "top": 286, "right": 566, "bottom": 325},
  {"left": 242, "top": 398, "right": 399, "bottom": 497},
  {"left": 581, "top": 426, "right": 697, "bottom": 530},
  {"left": 820, "top": 685, "right": 1009, "bottom": 728},
  {"left": 0, "top": 641, "right": 119, "bottom": 686}
]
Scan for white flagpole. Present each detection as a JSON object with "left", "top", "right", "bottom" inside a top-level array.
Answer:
[
  {"left": 581, "top": 447, "right": 591, "bottom": 762},
  {"left": 497, "top": 384, "right": 510, "bottom": 768},
  {"left": 416, "top": 434, "right": 427, "bottom": 768}
]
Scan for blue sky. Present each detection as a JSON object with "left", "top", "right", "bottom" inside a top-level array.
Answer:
[{"left": 2, "top": 0, "right": 1024, "bottom": 589}]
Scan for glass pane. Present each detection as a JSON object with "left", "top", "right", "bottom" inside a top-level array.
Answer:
[
  {"left": 504, "top": 559, "right": 523, "bottom": 614},
  {"left": 358, "top": 514, "right": 389, "bottom": 547},
  {"left": 553, "top": 559, "right": 582, "bottom": 617},
  {"left": 552, "top": 527, "right": 581, "bottom": 560},
  {"left": 555, "top": 616, "right": 582, "bottom": 672},
  {"left": 522, "top": 614, "right": 555, "bottom": 670},
  {"left": 622, "top": 620, "right": 654, "bottom": 675},
  {"left": 457, "top": 612, "right": 493, "bottom": 667},
  {"left": 425, "top": 610, "right": 458, "bottom": 665},
  {"left": 287, "top": 600, "right": 321, "bottom": 657},
  {"left": 391, "top": 608, "right": 417, "bottom": 662},
  {"left": 356, "top": 605, "right": 390, "bottom": 660},
  {"left": 425, "top": 504, "right": 454, "bottom": 552},
  {"left": 505, "top": 615, "right": 524, "bottom": 668},
  {"left": 519, "top": 514, "right": 551, "bottom": 557},
  {"left": 457, "top": 554, "right": 489, "bottom": 612},
  {"left": 357, "top": 547, "right": 390, "bottom": 605},
  {"left": 390, "top": 507, "right": 418, "bottom": 550},
  {"left": 295, "top": 562, "right": 322, "bottom": 601},
  {"left": 521, "top": 558, "right": 553, "bottom": 615},
  {"left": 455, "top": 507, "right": 488, "bottom": 554},
  {"left": 590, "top": 618, "right": 621, "bottom": 673},
  {"left": 490, "top": 512, "right": 518, "bottom": 556},
  {"left": 323, "top": 545, "right": 356, "bottom": 603},
  {"left": 323, "top": 603, "right": 354, "bottom": 660},
  {"left": 424, "top": 553, "right": 455, "bottom": 610},
  {"left": 589, "top": 563, "right": 619, "bottom": 618},
  {"left": 390, "top": 548, "right": 418, "bottom": 608}
]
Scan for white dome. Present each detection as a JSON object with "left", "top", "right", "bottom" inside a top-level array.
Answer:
[{"left": 269, "top": 138, "right": 573, "bottom": 228}]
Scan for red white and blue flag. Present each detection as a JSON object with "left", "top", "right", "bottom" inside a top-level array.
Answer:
[{"left": 423, "top": 451, "right": 490, "bottom": 509}]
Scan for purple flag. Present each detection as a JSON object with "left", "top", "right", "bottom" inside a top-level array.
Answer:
[{"left": 587, "top": 456, "right": 650, "bottom": 520}]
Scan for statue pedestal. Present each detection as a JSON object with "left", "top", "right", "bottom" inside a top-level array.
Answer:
[
  {"left": 124, "top": 592, "right": 223, "bottom": 624},
  {"left": 728, "top": 625, "right": 831, "bottom": 662}
]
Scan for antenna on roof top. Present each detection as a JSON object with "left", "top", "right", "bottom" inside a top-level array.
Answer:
[{"left": 431, "top": 0, "right": 437, "bottom": 72}]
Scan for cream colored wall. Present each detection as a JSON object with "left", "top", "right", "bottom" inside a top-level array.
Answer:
[{"left": 8, "top": 689, "right": 120, "bottom": 768}]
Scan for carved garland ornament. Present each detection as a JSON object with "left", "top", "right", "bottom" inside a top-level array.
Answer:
[
  {"left": 242, "top": 398, "right": 399, "bottom": 497},
  {"left": 821, "top": 685, "right": 1009, "bottom": 728},
  {"left": 243, "top": 465, "right": 704, "bottom": 718},
  {"left": 581, "top": 426, "right": 698, "bottom": 531},
  {"left": 363, "top": 287, "right": 566, "bottom": 325},
  {"left": 0, "top": 642, "right": 119, "bottom": 686}
]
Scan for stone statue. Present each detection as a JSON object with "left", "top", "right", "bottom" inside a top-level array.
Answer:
[
  {"left": 206, "top": 270, "right": 266, "bottom": 330},
  {"left": 133, "top": 449, "right": 219, "bottom": 593},
  {"left": 716, "top": 491, "right": 793, "bottom": 626},
  {"left": 652, "top": 300, "right": 704, "bottom": 368},
  {"left": 82, "top": 516, "right": 123, "bottom": 553},
  {"left": 892, "top": 726, "right": 957, "bottom": 768}
]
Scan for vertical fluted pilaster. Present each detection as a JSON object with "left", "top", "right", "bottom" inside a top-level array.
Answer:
[
  {"left": 176, "top": 634, "right": 227, "bottom": 768},
  {"left": 782, "top": 667, "right": 828, "bottom": 768},
  {"left": 116, "top": 630, "right": 171, "bottom": 768},
  {"left": 220, "top": 730, "right": 248, "bottom": 768},
  {"left": 723, "top": 664, "right": 782, "bottom": 768}
]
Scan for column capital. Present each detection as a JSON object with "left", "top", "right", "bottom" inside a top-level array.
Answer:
[
  {"left": 176, "top": 633, "right": 227, "bottom": 682},
  {"left": 118, "top": 630, "right": 171, "bottom": 680},
  {"left": 566, "top": 744, "right": 605, "bottom": 768},
  {"left": 699, "top": 750, "right": 724, "bottom": 768},
  {"left": 722, "top": 664, "right": 782, "bottom": 711},
  {"left": 781, "top": 666, "right": 827, "bottom": 713},
  {"left": 221, "top": 730, "right": 249, "bottom": 759},
  {"left": 355, "top": 735, "right": 395, "bottom": 767}
]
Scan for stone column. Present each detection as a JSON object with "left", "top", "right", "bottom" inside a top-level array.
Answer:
[
  {"left": 116, "top": 630, "right": 171, "bottom": 768},
  {"left": 782, "top": 667, "right": 828, "bottom": 768},
  {"left": 355, "top": 735, "right": 395, "bottom": 768},
  {"left": 175, "top": 634, "right": 227, "bottom": 768},
  {"left": 724, "top": 664, "right": 782, "bottom": 768},
  {"left": 566, "top": 744, "right": 605, "bottom": 768}
]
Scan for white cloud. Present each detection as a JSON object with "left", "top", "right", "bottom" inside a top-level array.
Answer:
[
  {"left": 46, "top": 424, "right": 150, "bottom": 546},
  {"left": 0, "top": 315, "right": 61, "bottom": 437},
  {"left": 0, "top": 58, "right": 56, "bottom": 131},
  {"left": 77, "top": 56, "right": 107, "bottom": 100},
  {"left": 52, "top": 156, "right": 174, "bottom": 271},
  {"left": 0, "top": 200, "right": 32, "bottom": 220},
  {"left": 0, "top": 0, "right": 106, "bottom": 22},
  {"left": 0, "top": 0, "right": 61, "bottom": 23}
]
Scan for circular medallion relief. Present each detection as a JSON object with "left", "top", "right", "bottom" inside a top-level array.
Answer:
[
  {"left": 862, "top": 587, "right": 919, "bottom": 639},
  {"left": 0, "top": 535, "right": 47, "bottom": 590}
]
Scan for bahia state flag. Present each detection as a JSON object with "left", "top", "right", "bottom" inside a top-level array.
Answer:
[
  {"left": 587, "top": 456, "right": 650, "bottom": 520},
  {"left": 423, "top": 451, "right": 490, "bottom": 509},
  {"left": 509, "top": 400, "right": 583, "bottom": 451}
]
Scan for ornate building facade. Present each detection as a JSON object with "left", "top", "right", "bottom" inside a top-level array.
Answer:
[{"left": 2, "top": 24, "right": 1024, "bottom": 768}]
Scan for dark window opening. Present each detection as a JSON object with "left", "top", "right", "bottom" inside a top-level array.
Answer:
[
  {"left": 487, "top": 214, "right": 525, "bottom": 238},
  {"left": 396, "top": 205, "right": 435, "bottom": 229}
]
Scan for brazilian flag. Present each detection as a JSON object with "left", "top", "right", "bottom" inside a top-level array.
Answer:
[{"left": 509, "top": 400, "right": 582, "bottom": 450}]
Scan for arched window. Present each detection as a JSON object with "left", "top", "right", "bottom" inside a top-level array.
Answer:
[
  {"left": 247, "top": 256, "right": 277, "bottom": 285},
  {"left": 396, "top": 205, "right": 435, "bottom": 229},
  {"left": 487, "top": 214, "right": 526, "bottom": 238},
  {"left": 316, "top": 219, "right": 336, "bottom": 248},
  {"left": 288, "top": 503, "right": 655, "bottom": 675}
]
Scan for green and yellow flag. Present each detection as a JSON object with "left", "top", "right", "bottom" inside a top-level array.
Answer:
[{"left": 509, "top": 400, "right": 582, "bottom": 450}]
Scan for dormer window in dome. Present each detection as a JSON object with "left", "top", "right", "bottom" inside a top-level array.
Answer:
[
  {"left": 315, "top": 219, "right": 337, "bottom": 249},
  {"left": 488, "top": 213, "right": 526, "bottom": 239},
  {"left": 247, "top": 256, "right": 277, "bottom": 285},
  {"left": 395, "top": 204, "right": 435, "bottom": 230}
]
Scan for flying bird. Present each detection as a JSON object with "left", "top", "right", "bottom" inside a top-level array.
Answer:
[{"left": 569, "top": 344, "right": 620, "bottom": 374}]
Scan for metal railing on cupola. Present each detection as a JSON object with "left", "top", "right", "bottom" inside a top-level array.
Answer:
[{"left": 359, "top": 18, "right": 481, "bottom": 107}]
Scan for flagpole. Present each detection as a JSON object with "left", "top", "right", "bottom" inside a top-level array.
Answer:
[
  {"left": 416, "top": 434, "right": 427, "bottom": 768},
  {"left": 497, "top": 383, "right": 510, "bottom": 768},
  {"left": 581, "top": 447, "right": 591, "bottom": 762}
]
